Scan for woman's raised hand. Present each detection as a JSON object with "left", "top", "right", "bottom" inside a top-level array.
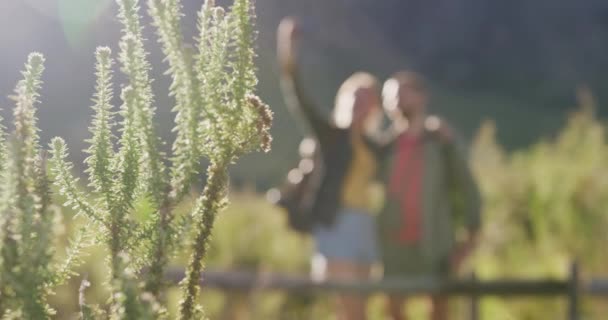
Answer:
[{"left": 277, "top": 17, "right": 300, "bottom": 74}]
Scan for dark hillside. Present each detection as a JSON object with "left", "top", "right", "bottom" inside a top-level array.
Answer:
[{"left": 1, "top": 0, "right": 607, "bottom": 184}]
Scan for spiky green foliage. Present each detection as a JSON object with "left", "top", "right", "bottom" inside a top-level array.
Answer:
[
  {"left": 0, "top": 53, "right": 87, "bottom": 319},
  {"left": 177, "top": 1, "right": 272, "bottom": 318},
  {"left": 0, "top": 0, "right": 268, "bottom": 317},
  {"left": 50, "top": 51, "right": 153, "bottom": 318},
  {"left": 85, "top": 47, "right": 116, "bottom": 201},
  {"left": 0, "top": 53, "right": 52, "bottom": 319},
  {"left": 48, "top": 0, "right": 272, "bottom": 318},
  {"left": 148, "top": 0, "right": 202, "bottom": 203},
  {"left": 116, "top": 5, "right": 167, "bottom": 204}
]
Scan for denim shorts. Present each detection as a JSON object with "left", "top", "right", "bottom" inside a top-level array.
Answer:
[{"left": 313, "top": 208, "right": 379, "bottom": 264}]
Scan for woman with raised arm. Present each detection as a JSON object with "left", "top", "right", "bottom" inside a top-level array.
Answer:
[{"left": 277, "top": 17, "right": 383, "bottom": 320}]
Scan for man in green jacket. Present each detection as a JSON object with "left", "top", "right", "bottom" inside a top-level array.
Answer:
[{"left": 376, "top": 71, "right": 481, "bottom": 320}]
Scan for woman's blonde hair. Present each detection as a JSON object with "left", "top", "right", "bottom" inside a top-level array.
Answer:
[
  {"left": 333, "top": 72, "right": 379, "bottom": 129},
  {"left": 382, "top": 70, "right": 428, "bottom": 118}
]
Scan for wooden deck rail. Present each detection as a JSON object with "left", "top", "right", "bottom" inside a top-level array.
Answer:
[
  {"left": 167, "top": 269, "right": 570, "bottom": 296},
  {"left": 167, "top": 263, "right": 608, "bottom": 320}
]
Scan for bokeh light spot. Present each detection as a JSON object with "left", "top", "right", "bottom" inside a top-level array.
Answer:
[{"left": 58, "top": 0, "right": 112, "bottom": 49}]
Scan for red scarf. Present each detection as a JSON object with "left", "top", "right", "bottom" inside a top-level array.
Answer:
[{"left": 389, "top": 133, "right": 424, "bottom": 244}]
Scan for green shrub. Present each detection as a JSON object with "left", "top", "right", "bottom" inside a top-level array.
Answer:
[
  {"left": 0, "top": 53, "right": 65, "bottom": 319},
  {"left": 471, "top": 102, "right": 608, "bottom": 319},
  {"left": 2, "top": 0, "right": 271, "bottom": 319}
]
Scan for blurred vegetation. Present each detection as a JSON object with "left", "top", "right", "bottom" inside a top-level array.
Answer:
[{"left": 470, "top": 96, "right": 608, "bottom": 319}]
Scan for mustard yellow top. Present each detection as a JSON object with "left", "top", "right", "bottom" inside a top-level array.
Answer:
[{"left": 340, "top": 133, "right": 382, "bottom": 213}]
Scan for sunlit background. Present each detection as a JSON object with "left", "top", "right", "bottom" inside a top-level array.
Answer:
[
  {"left": 2, "top": 0, "right": 608, "bottom": 318},
  {"left": 3, "top": 0, "right": 608, "bottom": 187}
]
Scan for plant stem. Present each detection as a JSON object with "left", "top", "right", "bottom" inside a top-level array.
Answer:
[
  {"left": 146, "top": 197, "right": 172, "bottom": 298},
  {"left": 109, "top": 206, "right": 126, "bottom": 312},
  {"left": 179, "top": 161, "right": 228, "bottom": 320}
]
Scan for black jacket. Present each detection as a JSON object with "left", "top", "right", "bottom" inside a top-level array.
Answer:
[{"left": 280, "top": 69, "right": 359, "bottom": 227}]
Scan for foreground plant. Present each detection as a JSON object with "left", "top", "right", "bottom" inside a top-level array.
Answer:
[
  {"left": 0, "top": 54, "right": 91, "bottom": 319},
  {"left": 50, "top": 0, "right": 271, "bottom": 318}
]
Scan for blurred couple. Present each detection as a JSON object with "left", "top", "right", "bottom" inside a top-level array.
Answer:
[{"left": 277, "top": 17, "right": 481, "bottom": 320}]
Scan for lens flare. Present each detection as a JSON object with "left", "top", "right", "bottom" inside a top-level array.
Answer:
[
  {"left": 58, "top": 0, "right": 112, "bottom": 48},
  {"left": 21, "top": 0, "right": 112, "bottom": 49},
  {"left": 21, "top": 0, "right": 57, "bottom": 18}
]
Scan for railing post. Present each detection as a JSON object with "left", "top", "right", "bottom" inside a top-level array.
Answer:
[
  {"left": 469, "top": 272, "right": 479, "bottom": 320},
  {"left": 568, "top": 262, "right": 580, "bottom": 320}
]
